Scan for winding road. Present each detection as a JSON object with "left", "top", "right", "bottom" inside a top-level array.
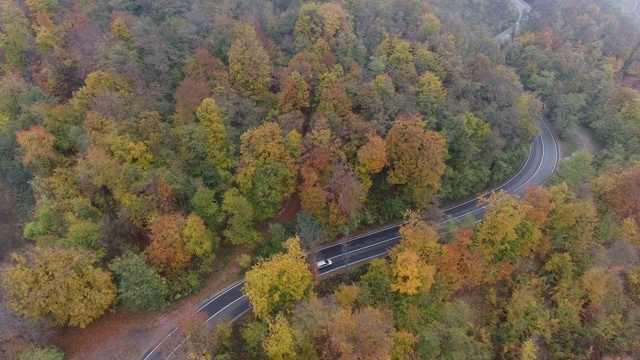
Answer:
[
  {"left": 143, "top": 1, "right": 550, "bottom": 358},
  {"left": 495, "top": 0, "right": 532, "bottom": 41}
]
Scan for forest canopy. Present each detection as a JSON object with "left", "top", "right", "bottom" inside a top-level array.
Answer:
[
  {"left": 1, "top": 0, "right": 640, "bottom": 358},
  {"left": 0, "top": 0, "right": 537, "bottom": 308}
]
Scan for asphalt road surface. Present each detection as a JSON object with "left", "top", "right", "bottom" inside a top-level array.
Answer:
[
  {"left": 143, "top": 2, "right": 549, "bottom": 356},
  {"left": 495, "top": 0, "right": 532, "bottom": 41},
  {"left": 143, "top": 116, "right": 558, "bottom": 360}
]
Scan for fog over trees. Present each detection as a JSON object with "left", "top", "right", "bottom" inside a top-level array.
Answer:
[{"left": 1, "top": 0, "right": 640, "bottom": 358}]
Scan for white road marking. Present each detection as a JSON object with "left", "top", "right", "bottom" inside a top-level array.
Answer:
[
  {"left": 165, "top": 296, "right": 248, "bottom": 359},
  {"left": 495, "top": 0, "right": 531, "bottom": 41},
  {"left": 314, "top": 131, "right": 536, "bottom": 254},
  {"left": 143, "top": 4, "right": 565, "bottom": 359},
  {"left": 149, "top": 119, "right": 553, "bottom": 360},
  {"left": 151, "top": 120, "right": 555, "bottom": 360}
]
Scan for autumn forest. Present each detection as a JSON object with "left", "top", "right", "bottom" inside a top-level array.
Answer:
[{"left": 1, "top": 0, "right": 640, "bottom": 359}]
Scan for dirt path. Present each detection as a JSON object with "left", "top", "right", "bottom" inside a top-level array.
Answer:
[
  {"left": 555, "top": 125, "right": 599, "bottom": 161},
  {"left": 569, "top": 126, "right": 598, "bottom": 155},
  {"left": 53, "top": 250, "right": 244, "bottom": 360},
  {"left": 28, "top": 122, "right": 600, "bottom": 360},
  {"left": 273, "top": 192, "right": 301, "bottom": 225},
  {"left": 53, "top": 190, "right": 306, "bottom": 359}
]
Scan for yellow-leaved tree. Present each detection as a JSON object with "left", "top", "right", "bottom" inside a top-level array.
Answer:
[
  {"left": 263, "top": 313, "right": 297, "bottom": 360},
  {"left": 475, "top": 191, "right": 529, "bottom": 263},
  {"left": 227, "top": 23, "right": 271, "bottom": 100},
  {"left": 196, "top": 98, "right": 233, "bottom": 181},
  {"left": 235, "top": 122, "right": 300, "bottom": 220},
  {"left": 356, "top": 132, "right": 387, "bottom": 191},
  {"left": 385, "top": 114, "right": 447, "bottom": 208},
  {"left": 389, "top": 212, "right": 439, "bottom": 295},
  {"left": 416, "top": 71, "right": 446, "bottom": 116},
  {"left": 390, "top": 248, "right": 435, "bottom": 296},
  {"left": 243, "top": 237, "right": 313, "bottom": 320},
  {"left": 1, "top": 246, "right": 116, "bottom": 327}
]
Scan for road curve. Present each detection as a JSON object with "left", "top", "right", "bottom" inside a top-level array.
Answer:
[
  {"left": 143, "top": 2, "right": 552, "bottom": 356},
  {"left": 495, "top": 0, "right": 532, "bottom": 41},
  {"left": 142, "top": 116, "right": 558, "bottom": 360}
]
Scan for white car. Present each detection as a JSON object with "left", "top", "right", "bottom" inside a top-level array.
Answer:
[{"left": 316, "top": 259, "right": 333, "bottom": 269}]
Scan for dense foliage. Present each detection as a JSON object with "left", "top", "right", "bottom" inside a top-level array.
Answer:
[
  {"left": 179, "top": 0, "right": 640, "bottom": 359},
  {"left": 189, "top": 181, "right": 640, "bottom": 359},
  {"left": 2, "top": 0, "right": 640, "bottom": 358},
  {"left": 505, "top": 0, "right": 640, "bottom": 162},
  {"left": 1, "top": 247, "right": 116, "bottom": 328},
  {"left": 0, "top": 0, "right": 535, "bottom": 328}
]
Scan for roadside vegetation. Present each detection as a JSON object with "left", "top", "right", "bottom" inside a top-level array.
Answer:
[
  {"left": 215, "top": 181, "right": 640, "bottom": 359},
  {"left": 0, "top": 0, "right": 639, "bottom": 359}
]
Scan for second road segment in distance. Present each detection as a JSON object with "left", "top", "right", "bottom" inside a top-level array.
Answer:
[
  {"left": 144, "top": 116, "right": 558, "bottom": 360},
  {"left": 145, "top": 2, "right": 556, "bottom": 356}
]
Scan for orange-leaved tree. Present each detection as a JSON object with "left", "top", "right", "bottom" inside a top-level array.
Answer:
[
  {"left": 385, "top": 113, "right": 446, "bottom": 208},
  {"left": 145, "top": 213, "right": 192, "bottom": 273}
]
